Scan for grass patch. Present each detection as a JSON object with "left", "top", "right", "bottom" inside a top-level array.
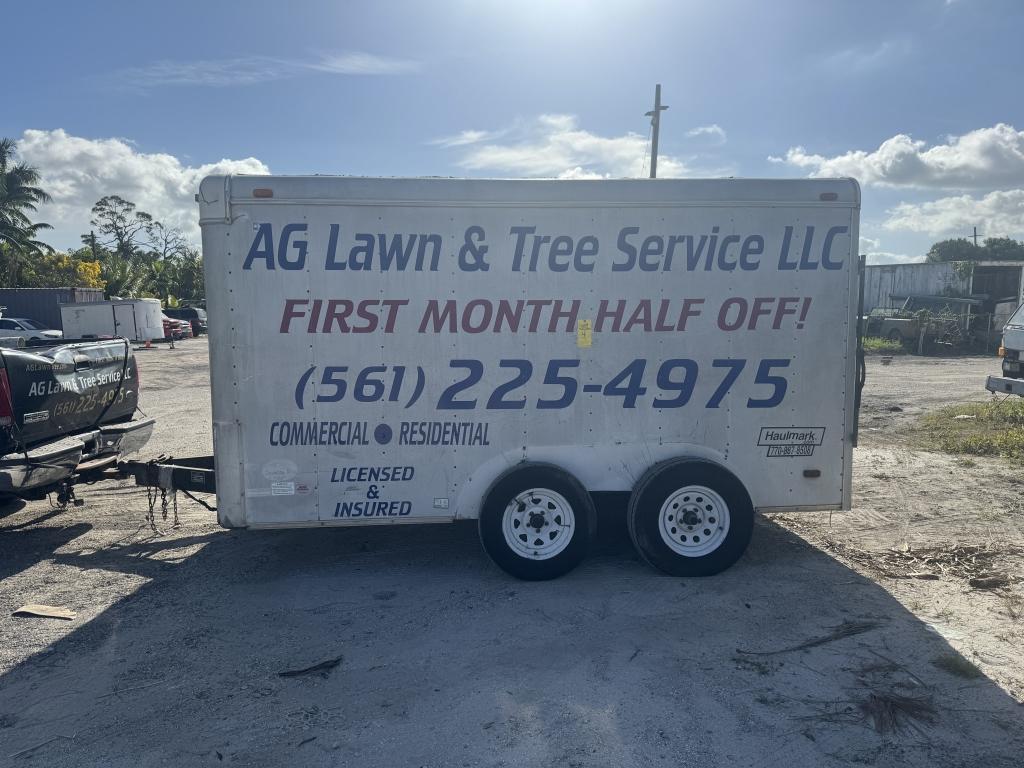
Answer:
[
  {"left": 931, "top": 653, "right": 984, "bottom": 679},
  {"left": 863, "top": 336, "right": 905, "bottom": 354},
  {"left": 915, "top": 399, "right": 1024, "bottom": 460}
]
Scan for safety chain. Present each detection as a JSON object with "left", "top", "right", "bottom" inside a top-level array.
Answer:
[
  {"left": 172, "top": 488, "right": 180, "bottom": 528},
  {"left": 145, "top": 485, "right": 181, "bottom": 533},
  {"left": 145, "top": 484, "right": 159, "bottom": 533}
]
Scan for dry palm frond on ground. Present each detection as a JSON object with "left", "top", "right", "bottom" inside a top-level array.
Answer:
[{"left": 794, "top": 529, "right": 1024, "bottom": 583}]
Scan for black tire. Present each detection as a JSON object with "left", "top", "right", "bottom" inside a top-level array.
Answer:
[
  {"left": 627, "top": 459, "right": 753, "bottom": 577},
  {"left": 478, "top": 463, "right": 595, "bottom": 581}
]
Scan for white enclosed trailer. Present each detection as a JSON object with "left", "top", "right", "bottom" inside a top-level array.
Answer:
[
  {"left": 198, "top": 176, "right": 861, "bottom": 579},
  {"left": 60, "top": 298, "right": 164, "bottom": 342}
]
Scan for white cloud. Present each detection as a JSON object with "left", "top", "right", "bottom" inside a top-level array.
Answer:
[
  {"left": 557, "top": 167, "right": 608, "bottom": 180},
  {"left": 859, "top": 235, "right": 918, "bottom": 265},
  {"left": 429, "top": 129, "right": 504, "bottom": 148},
  {"left": 866, "top": 251, "right": 922, "bottom": 265},
  {"left": 823, "top": 39, "right": 912, "bottom": 74},
  {"left": 883, "top": 189, "right": 1024, "bottom": 237},
  {"left": 109, "top": 51, "right": 419, "bottom": 89},
  {"left": 773, "top": 124, "right": 1024, "bottom": 189},
  {"left": 686, "top": 124, "right": 727, "bottom": 144},
  {"left": 110, "top": 57, "right": 292, "bottom": 88},
  {"left": 16, "top": 129, "right": 270, "bottom": 249},
  {"left": 443, "top": 114, "right": 689, "bottom": 178},
  {"left": 309, "top": 52, "right": 420, "bottom": 76}
]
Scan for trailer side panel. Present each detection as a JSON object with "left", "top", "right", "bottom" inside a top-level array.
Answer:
[{"left": 199, "top": 177, "right": 860, "bottom": 529}]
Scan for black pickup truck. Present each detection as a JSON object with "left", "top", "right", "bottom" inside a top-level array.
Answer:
[{"left": 0, "top": 338, "right": 154, "bottom": 499}]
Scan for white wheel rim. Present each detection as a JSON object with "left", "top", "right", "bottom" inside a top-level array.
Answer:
[
  {"left": 502, "top": 488, "right": 576, "bottom": 560},
  {"left": 658, "top": 485, "right": 730, "bottom": 557}
]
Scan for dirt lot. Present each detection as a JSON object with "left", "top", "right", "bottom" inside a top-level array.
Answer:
[{"left": 0, "top": 342, "right": 1021, "bottom": 767}]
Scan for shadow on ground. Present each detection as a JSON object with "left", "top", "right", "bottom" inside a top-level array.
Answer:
[
  {"left": 0, "top": 519, "right": 90, "bottom": 583},
  {"left": 0, "top": 514, "right": 1021, "bottom": 767}
]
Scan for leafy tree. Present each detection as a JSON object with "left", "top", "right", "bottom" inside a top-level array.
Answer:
[
  {"left": 83, "top": 196, "right": 155, "bottom": 298},
  {"left": 925, "top": 238, "right": 982, "bottom": 263},
  {"left": 18, "top": 248, "right": 104, "bottom": 288},
  {"left": 926, "top": 236, "right": 1024, "bottom": 263},
  {"left": 0, "top": 138, "right": 53, "bottom": 286},
  {"left": 980, "top": 237, "right": 1024, "bottom": 262},
  {"left": 74, "top": 194, "right": 207, "bottom": 302},
  {"left": 88, "top": 195, "right": 153, "bottom": 260},
  {"left": 74, "top": 257, "right": 104, "bottom": 288},
  {"left": 145, "top": 259, "right": 174, "bottom": 301},
  {"left": 99, "top": 254, "right": 146, "bottom": 298},
  {"left": 174, "top": 247, "right": 205, "bottom": 302}
]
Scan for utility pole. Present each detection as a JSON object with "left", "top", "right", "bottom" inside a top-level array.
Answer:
[
  {"left": 971, "top": 226, "right": 980, "bottom": 247},
  {"left": 645, "top": 84, "right": 669, "bottom": 179}
]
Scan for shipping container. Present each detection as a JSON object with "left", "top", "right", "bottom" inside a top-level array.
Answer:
[
  {"left": 0, "top": 287, "right": 104, "bottom": 330},
  {"left": 198, "top": 176, "right": 861, "bottom": 579}
]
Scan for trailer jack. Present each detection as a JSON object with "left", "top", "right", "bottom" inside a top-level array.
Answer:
[{"left": 56, "top": 480, "right": 84, "bottom": 509}]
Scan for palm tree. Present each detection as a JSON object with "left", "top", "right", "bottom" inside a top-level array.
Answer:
[
  {"left": 146, "top": 258, "right": 174, "bottom": 301},
  {"left": 0, "top": 138, "right": 52, "bottom": 286},
  {"left": 100, "top": 254, "right": 146, "bottom": 298},
  {"left": 175, "top": 248, "right": 205, "bottom": 301}
]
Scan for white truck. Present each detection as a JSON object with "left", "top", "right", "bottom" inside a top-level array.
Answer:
[
  {"left": 986, "top": 302, "right": 1024, "bottom": 396},
  {"left": 193, "top": 176, "right": 861, "bottom": 580},
  {"left": 60, "top": 298, "right": 164, "bottom": 342}
]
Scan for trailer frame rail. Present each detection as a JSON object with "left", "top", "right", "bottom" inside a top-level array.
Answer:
[{"left": 119, "top": 455, "right": 217, "bottom": 496}]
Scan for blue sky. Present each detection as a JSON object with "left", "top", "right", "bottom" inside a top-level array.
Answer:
[{"left": 5, "top": 0, "right": 1024, "bottom": 262}]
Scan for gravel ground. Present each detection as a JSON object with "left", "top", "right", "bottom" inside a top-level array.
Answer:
[{"left": 0, "top": 341, "right": 1021, "bottom": 767}]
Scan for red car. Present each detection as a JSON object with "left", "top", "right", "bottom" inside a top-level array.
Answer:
[{"left": 161, "top": 314, "right": 192, "bottom": 340}]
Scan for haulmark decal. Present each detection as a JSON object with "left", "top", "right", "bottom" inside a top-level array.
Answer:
[{"left": 758, "top": 427, "right": 825, "bottom": 458}]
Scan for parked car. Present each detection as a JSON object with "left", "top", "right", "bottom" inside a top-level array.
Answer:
[
  {"left": 863, "top": 307, "right": 919, "bottom": 345},
  {"left": 863, "top": 295, "right": 983, "bottom": 348},
  {"left": 161, "top": 315, "right": 192, "bottom": 340},
  {"left": 163, "top": 306, "right": 207, "bottom": 336},
  {"left": 0, "top": 338, "right": 154, "bottom": 498},
  {"left": 0, "top": 317, "right": 63, "bottom": 341}
]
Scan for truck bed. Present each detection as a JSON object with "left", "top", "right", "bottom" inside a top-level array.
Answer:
[{"left": 0, "top": 338, "right": 153, "bottom": 497}]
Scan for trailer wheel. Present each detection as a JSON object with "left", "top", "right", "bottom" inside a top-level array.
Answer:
[
  {"left": 627, "top": 460, "right": 753, "bottom": 577},
  {"left": 479, "top": 464, "right": 595, "bottom": 580}
]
